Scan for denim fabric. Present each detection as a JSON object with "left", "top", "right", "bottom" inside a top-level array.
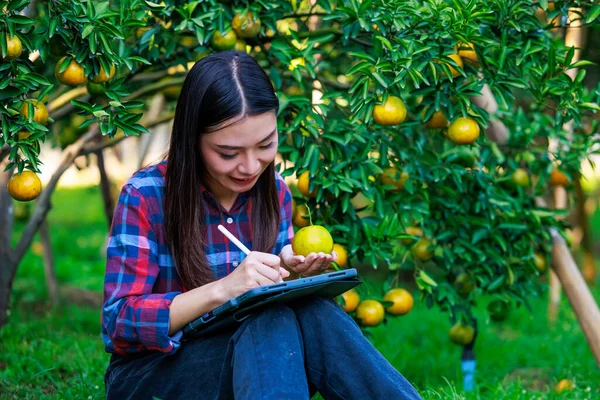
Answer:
[{"left": 104, "top": 296, "right": 421, "bottom": 400}]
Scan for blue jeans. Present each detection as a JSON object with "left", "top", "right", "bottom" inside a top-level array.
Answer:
[{"left": 105, "top": 296, "right": 421, "bottom": 399}]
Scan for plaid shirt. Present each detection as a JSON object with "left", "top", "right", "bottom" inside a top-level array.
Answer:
[{"left": 101, "top": 161, "right": 294, "bottom": 356}]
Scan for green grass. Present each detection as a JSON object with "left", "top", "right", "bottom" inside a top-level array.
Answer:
[{"left": 1, "top": 186, "right": 600, "bottom": 399}]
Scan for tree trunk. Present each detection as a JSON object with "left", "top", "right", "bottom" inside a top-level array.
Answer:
[
  {"left": 40, "top": 220, "right": 58, "bottom": 304},
  {"left": 96, "top": 149, "right": 115, "bottom": 228}
]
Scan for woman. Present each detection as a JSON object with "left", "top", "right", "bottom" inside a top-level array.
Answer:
[{"left": 101, "top": 51, "right": 421, "bottom": 400}]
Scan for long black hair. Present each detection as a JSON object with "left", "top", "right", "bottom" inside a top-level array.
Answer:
[{"left": 165, "top": 51, "right": 280, "bottom": 289}]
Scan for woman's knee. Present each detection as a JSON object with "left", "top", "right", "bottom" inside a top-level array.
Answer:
[{"left": 240, "top": 303, "right": 298, "bottom": 332}]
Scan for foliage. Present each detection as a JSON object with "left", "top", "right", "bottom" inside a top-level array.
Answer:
[{"left": 1, "top": 0, "right": 600, "bottom": 327}]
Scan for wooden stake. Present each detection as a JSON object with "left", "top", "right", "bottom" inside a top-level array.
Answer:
[{"left": 550, "top": 229, "right": 600, "bottom": 367}]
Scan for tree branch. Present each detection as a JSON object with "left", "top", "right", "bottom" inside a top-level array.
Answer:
[
  {"left": 12, "top": 126, "right": 100, "bottom": 264},
  {"left": 126, "top": 78, "right": 185, "bottom": 101},
  {"left": 0, "top": 145, "right": 10, "bottom": 163}
]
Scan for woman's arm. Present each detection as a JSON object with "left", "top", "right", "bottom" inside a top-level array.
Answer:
[{"left": 167, "top": 280, "right": 226, "bottom": 334}]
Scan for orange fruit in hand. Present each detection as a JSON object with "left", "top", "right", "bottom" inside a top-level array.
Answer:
[
  {"left": 232, "top": 11, "right": 261, "bottom": 38},
  {"left": 380, "top": 167, "right": 408, "bottom": 191},
  {"left": 449, "top": 322, "right": 475, "bottom": 345},
  {"left": 550, "top": 168, "right": 569, "bottom": 186},
  {"left": 292, "top": 225, "right": 334, "bottom": 257},
  {"left": 372, "top": 96, "right": 407, "bottom": 126},
  {"left": 401, "top": 226, "right": 423, "bottom": 245},
  {"left": 447, "top": 117, "right": 480, "bottom": 145},
  {"left": 297, "top": 171, "right": 316, "bottom": 198},
  {"left": 383, "top": 288, "right": 414, "bottom": 316},
  {"left": 20, "top": 100, "right": 49, "bottom": 125},
  {"left": 292, "top": 203, "right": 310, "bottom": 228},
  {"left": 7, "top": 171, "right": 42, "bottom": 202},
  {"left": 340, "top": 289, "right": 360, "bottom": 312},
  {"left": 424, "top": 109, "right": 448, "bottom": 129},
  {"left": 90, "top": 63, "right": 116, "bottom": 83},
  {"left": 356, "top": 300, "right": 385, "bottom": 326},
  {"left": 412, "top": 238, "right": 433, "bottom": 261},
  {"left": 456, "top": 42, "right": 479, "bottom": 67},
  {"left": 4, "top": 35, "right": 23, "bottom": 60},
  {"left": 211, "top": 29, "right": 237, "bottom": 51},
  {"left": 55, "top": 57, "right": 87, "bottom": 86}
]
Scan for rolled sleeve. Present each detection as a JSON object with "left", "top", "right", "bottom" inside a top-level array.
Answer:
[{"left": 101, "top": 184, "right": 182, "bottom": 355}]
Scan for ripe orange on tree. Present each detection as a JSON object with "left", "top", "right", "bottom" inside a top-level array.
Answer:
[
  {"left": 449, "top": 322, "right": 475, "bottom": 345},
  {"left": 232, "top": 11, "right": 261, "bottom": 39},
  {"left": 292, "top": 225, "right": 334, "bottom": 256},
  {"left": 55, "top": 56, "right": 87, "bottom": 86},
  {"left": 90, "top": 63, "right": 116, "bottom": 83},
  {"left": 297, "top": 171, "right": 316, "bottom": 198},
  {"left": 383, "top": 288, "right": 414, "bottom": 316},
  {"left": 380, "top": 167, "right": 408, "bottom": 191},
  {"left": 340, "top": 289, "right": 360, "bottom": 312},
  {"left": 20, "top": 100, "right": 49, "bottom": 125},
  {"left": 424, "top": 109, "right": 448, "bottom": 129},
  {"left": 456, "top": 42, "right": 479, "bottom": 67},
  {"left": 445, "top": 54, "right": 464, "bottom": 78},
  {"left": 7, "top": 171, "right": 42, "bottom": 202},
  {"left": 4, "top": 35, "right": 23, "bottom": 60},
  {"left": 412, "top": 237, "right": 433, "bottom": 261},
  {"left": 372, "top": 95, "right": 406, "bottom": 126},
  {"left": 292, "top": 203, "right": 310, "bottom": 228},
  {"left": 447, "top": 117, "right": 480, "bottom": 145},
  {"left": 550, "top": 167, "right": 569, "bottom": 186},
  {"left": 350, "top": 192, "right": 374, "bottom": 219},
  {"left": 356, "top": 300, "right": 385, "bottom": 326},
  {"left": 332, "top": 243, "right": 348, "bottom": 268},
  {"left": 17, "top": 131, "right": 31, "bottom": 140},
  {"left": 211, "top": 29, "right": 237, "bottom": 51},
  {"left": 401, "top": 226, "right": 423, "bottom": 245}
]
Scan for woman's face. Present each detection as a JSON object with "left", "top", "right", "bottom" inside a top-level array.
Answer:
[{"left": 200, "top": 111, "right": 278, "bottom": 194}]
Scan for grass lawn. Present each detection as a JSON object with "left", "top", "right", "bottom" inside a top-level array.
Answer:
[{"left": 1, "top": 186, "right": 599, "bottom": 399}]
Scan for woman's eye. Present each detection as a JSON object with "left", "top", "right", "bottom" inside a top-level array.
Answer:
[
  {"left": 260, "top": 142, "right": 275, "bottom": 150},
  {"left": 219, "top": 153, "right": 237, "bottom": 160}
]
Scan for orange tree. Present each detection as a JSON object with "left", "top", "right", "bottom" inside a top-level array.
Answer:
[{"left": 1, "top": 0, "right": 600, "bottom": 348}]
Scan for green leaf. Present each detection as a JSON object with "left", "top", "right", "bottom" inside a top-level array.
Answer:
[
  {"left": 419, "top": 270, "right": 438, "bottom": 287},
  {"left": 586, "top": 5, "right": 600, "bottom": 24}
]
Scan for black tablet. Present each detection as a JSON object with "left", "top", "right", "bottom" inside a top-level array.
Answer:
[{"left": 182, "top": 268, "right": 362, "bottom": 339}]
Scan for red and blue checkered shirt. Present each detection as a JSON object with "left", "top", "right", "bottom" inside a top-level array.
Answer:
[{"left": 101, "top": 161, "right": 294, "bottom": 356}]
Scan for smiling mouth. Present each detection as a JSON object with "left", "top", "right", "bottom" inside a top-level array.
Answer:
[{"left": 230, "top": 175, "right": 258, "bottom": 183}]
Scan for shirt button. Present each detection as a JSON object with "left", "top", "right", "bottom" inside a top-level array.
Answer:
[
  {"left": 232, "top": 261, "right": 239, "bottom": 267},
  {"left": 226, "top": 217, "right": 234, "bottom": 224}
]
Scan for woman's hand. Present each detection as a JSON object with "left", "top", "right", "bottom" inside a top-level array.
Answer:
[
  {"left": 217, "top": 251, "right": 290, "bottom": 300},
  {"left": 279, "top": 244, "right": 338, "bottom": 277}
]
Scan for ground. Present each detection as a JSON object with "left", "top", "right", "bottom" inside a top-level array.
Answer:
[{"left": 1, "top": 186, "right": 599, "bottom": 399}]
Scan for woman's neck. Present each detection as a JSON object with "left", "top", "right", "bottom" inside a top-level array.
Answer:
[{"left": 205, "top": 176, "right": 238, "bottom": 211}]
